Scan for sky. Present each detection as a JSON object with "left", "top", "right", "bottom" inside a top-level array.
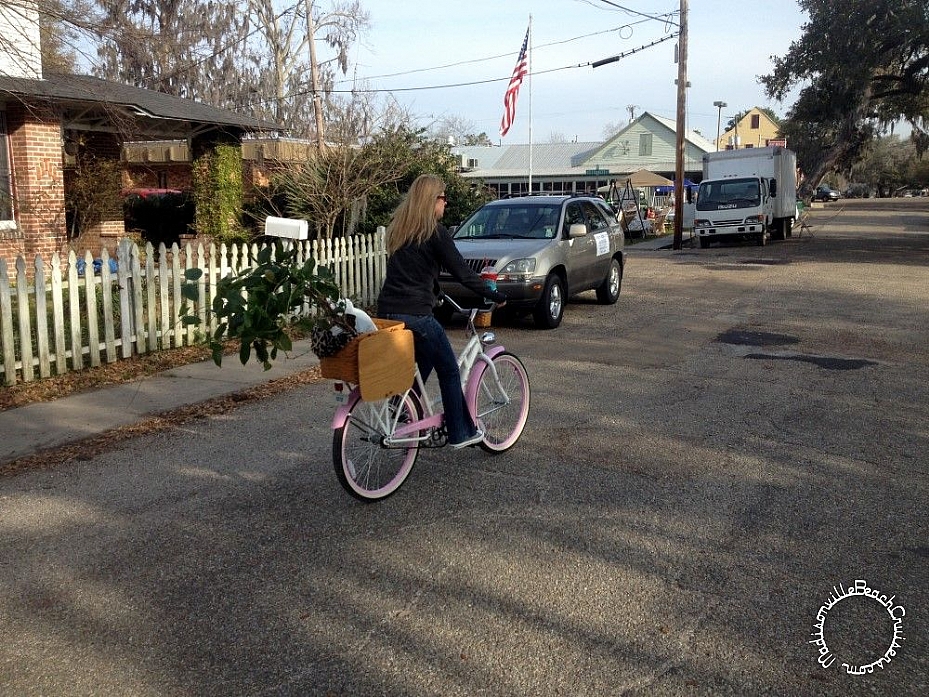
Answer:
[{"left": 345, "top": 0, "right": 809, "bottom": 145}]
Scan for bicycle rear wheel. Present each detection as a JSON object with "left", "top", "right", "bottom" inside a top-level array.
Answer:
[
  {"left": 333, "top": 391, "right": 422, "bottom": 501},
  {"left": 471, "top": 352, "right": 530, "bottom": 453}
]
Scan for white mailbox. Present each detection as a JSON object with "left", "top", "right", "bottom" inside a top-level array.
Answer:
[{"left": 264, "top": 216, "right": 309, "bottom": 240}]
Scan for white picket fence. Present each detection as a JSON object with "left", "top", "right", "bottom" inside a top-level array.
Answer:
[{"left": 0, "top": 228, "right": 388, "bottom": 386}]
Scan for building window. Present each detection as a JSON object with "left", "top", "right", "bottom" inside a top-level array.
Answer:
[
  {"left": 639, "top": 133, "right": 653, "bottom": 156},
  {"left": 0, "top": 112, "right": 13, "bottom": 224},
  {"left": 751, "top": 114, "right": 760, "bottom": 129}
]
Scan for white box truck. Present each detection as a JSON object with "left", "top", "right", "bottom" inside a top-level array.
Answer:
[{"left": 695, "top": 146, "right": 797, "bottom": 248}]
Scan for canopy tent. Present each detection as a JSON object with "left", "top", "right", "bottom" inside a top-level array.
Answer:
[
  {"left": 655, "top": 177, "right": 698, "bottom": 195},
  {"left": 621, "top": 169, "right": 674, "bottom": 188},
  {"left": 597, "top": 169, "right": 674, "bottom": 192}
]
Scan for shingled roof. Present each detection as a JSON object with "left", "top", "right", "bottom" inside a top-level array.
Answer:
[{"left": 0, "top": 71, "right": 276, "bottom": 137}]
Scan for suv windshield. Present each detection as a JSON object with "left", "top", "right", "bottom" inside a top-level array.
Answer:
[
  {"left": 455, "top": 203, "right": 562, "bottom": 240},
  {"left": 696, "top": 177, "right": 762, "bottom": 210}
]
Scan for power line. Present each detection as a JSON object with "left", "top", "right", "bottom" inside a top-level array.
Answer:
[
  {"left": 248, "top": 62, "right": 590, "bottom": 106},
  {"left": 572, "top": 0, "right": 679, "bottom": 27},
  {"left": 337, "top": 19, "right": 657, "bottom": 86},
  {"left": 594, "top": 0, "right": 680, "bottom": 27},
  {"left": 592, "top": 32, "right": 678, "bottom": 68},
  {"left": 247, "top": 34, "right": 677, "bottom": 108},
  {"left": 74, "top": 4, "right": 678, "bottom": 122}
]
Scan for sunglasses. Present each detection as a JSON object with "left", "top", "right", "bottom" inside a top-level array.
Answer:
[{"left": 437, "top": 194, "right": 447, "bottom": 201}]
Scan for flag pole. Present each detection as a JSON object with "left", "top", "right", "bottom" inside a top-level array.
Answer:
[{"left": 528, "top": 14, "right": 533, "bottom": 192}]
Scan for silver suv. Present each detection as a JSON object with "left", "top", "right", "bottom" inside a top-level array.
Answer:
[{"left": 438, "top": 194, "right": 626, "bottom": 329}]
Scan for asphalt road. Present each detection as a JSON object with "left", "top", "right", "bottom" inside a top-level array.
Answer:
[{"left": 1, "top": 198, "right": 927, "bottom": 696}]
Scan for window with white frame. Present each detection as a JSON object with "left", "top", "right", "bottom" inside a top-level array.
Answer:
[
  {"left": 639, "top": 133, "right": 653, "bottom": 157},
  {"left": 0, "top": 111, "right": 13, "bottom": 226}
]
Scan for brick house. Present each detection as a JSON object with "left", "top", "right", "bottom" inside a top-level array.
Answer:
[
  {"left": 122, "top": 137, "right": 317, "bottom": 197},
  {"left": 0, "top": 2, "right": 270, "bottom": 263}
]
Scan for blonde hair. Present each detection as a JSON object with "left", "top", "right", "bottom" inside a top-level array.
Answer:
[{"left": 386, "top": 174, "right": 445, "bottom": 255}]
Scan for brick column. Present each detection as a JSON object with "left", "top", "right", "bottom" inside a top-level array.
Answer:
[{"left": 6, "top": 102, "right": 67, "bottom": 260}]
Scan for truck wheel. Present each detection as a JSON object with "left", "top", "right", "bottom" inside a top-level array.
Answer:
[
  {"left": 757, "top": 231, "right": 767, "bottom": 246},
  {"left": 770, "top": 221, "right": 785, "bottom": 241},
  {"left": 533, "top": 274, "right": 565, "bottom": 329},
  {"left": 595, "top": 259, "right": 622, "bottom": 305},
  {"left": 785, "top": 218, "right": 794, "bottom": 238}
]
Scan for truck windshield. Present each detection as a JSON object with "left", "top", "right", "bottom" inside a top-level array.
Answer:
[{"left": 696, "top": 178, "right": 761, "bottom": 210}]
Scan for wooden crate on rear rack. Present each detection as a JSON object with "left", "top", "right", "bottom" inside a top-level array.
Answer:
[{"left": 319, "top": 318, "right": 415, "bottom": 401}]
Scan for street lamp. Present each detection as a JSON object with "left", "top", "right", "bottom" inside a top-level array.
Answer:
[{"left": 713, "top": 100, "right": 727, "bottom": 151}]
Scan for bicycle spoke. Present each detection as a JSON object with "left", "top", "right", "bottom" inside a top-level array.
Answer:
[
  {"left": 472, "top": 352, "right": 530, "bottom": 453},
  {"left": 333, "top": 391, "right": 422, "bottom": 501}
]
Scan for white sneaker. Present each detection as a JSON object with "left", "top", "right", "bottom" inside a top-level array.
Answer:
[{"left": 450, "top": 429, "right": 484, "bottom": 449}]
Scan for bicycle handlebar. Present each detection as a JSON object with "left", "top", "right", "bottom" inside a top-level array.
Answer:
[{"left": 437, "top": 293, "right": 499, "bottom": 315}]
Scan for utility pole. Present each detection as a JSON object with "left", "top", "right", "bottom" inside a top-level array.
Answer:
[
  {"left": 714, "top": 100, "right": 727, "bottom": 152},
  {"left": 306, "top": 0, "right": 326, "bottom": 153},
  {"left": 672, "top": 0, "right": 688, "bottom": 250}
]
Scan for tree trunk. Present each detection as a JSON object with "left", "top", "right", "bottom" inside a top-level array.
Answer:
[
  {"left": 799, "top": 85, "right": 874, "bottom": 199},
  {"left": 305, "top": 0, "right": 326, "bottom": 153}
]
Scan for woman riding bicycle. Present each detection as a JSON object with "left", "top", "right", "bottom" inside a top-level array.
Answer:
[{"left": 377, "top": 174, "right": 507, "bottom": 449}]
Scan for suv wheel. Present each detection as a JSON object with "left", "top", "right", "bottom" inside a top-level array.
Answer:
[
  {"left": 596, "top": 258, "right": 622, "bottom": 304},
  {"left": 533, "top": 274, "right": 565, "bottom": 329}
]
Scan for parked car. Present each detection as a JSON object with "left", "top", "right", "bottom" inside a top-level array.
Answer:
[
  {"left": 844, "top": 183, "right": 873, "bottom": 198},
  {"left": 438, "top": 194, "right": 626, "bottom": 329},
  {"left": 812, "top": 185, "right": 841, "bottom": 202}
]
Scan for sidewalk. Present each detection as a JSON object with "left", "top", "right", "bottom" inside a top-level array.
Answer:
[
  {"left": 0, "top": 339, "right": 319, "bottom": 465},
  {"left": 627, "top": 233, "right": 692, "bottom": 250}
]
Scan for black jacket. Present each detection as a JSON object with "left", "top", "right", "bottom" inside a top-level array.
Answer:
[{"left": 377, "top": 224, "right": 506, "bottom": 316}]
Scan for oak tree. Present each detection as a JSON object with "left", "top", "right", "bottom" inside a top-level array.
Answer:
[
  {"left": 761, "top": 0, "right": 929, "bottom": 196},
  {"left": 92, "top": 0, "right": 249, "bottom": 107}
]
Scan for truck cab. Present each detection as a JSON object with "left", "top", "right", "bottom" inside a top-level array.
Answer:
[
  {"left": 696, "top": 146, "right": 797, "bottom": 248},
  {"left": 694, "top": 176, "right": 771, "bottom": 247}
]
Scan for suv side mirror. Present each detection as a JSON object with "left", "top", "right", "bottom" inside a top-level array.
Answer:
[{"left": 568, "top": 223, "right": 587, "bottom": 238}]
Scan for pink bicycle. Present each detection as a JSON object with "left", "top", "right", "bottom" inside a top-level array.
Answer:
[{"left": 331, "top": 296, "right": 530, "bottom": 501}]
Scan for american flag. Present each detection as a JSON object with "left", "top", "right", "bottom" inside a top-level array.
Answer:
[{"left": 500, "top": 26, "right": 529, "bottom": 137}]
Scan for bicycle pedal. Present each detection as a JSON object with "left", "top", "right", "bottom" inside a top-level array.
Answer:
[{"left": 426, "top": 429, "right": 447, "bottom": 448}]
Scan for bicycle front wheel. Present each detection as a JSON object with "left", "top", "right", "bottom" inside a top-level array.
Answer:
[
  {"left": 333, "top": 391, "right": 422, "bottom": 501},
  {"left": 471, "top": 352, "right": 530, "bottom": 453}
]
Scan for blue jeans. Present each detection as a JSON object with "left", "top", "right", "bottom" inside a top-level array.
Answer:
[{"left": 380, "top": 313, "right": 477, "bottom": 444}]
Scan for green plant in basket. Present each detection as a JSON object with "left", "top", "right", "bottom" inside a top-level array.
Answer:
[{"left": 180, "top": 241, "right": 355, "bottom": 370}]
